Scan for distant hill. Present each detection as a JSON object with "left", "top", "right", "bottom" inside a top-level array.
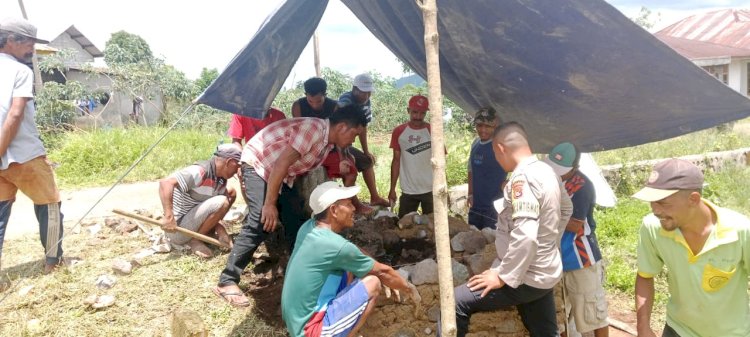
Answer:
[{"left": 394, "top": 74, "right": 425, "bottom": 89}]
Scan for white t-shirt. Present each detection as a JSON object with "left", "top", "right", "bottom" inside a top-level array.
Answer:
[
  {"left": 390, "top": 123, "right": 433, "bottom": 194},
  {"left": 0, "top": 53, "right": 45, "bottom": 170}
]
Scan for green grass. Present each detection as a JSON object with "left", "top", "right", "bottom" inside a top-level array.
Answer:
[
  {"left": 48, "top": 127, "right": 227, "bottom": 189},
  {"left": 592, "top": 119, "right": 750, "bottom": 165},
  {"left": 0, "top": 221, "right": 285, "bottom": 336}
]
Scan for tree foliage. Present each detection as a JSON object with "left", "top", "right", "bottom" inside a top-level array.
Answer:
[
  {"left": 103, "top": 31, "right": 154, "bottom": 67},
  {"left": 630, "top": 6, "right": 661, "bottom": 30},
  {"left": 194, "top": 67, "right": 220, "bottom": 94}
]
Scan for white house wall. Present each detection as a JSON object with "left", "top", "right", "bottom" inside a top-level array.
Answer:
[
  {"left": 65, "top": 70, "right": 163, "bottom": 128},
  {"left": 48, "top": 32, "right": 94, "bottom": 66},
  {"left": 728, "top": 58, "right": 749, "bottom": 97}
]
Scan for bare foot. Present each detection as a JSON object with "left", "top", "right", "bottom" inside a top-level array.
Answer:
[
  {"left": 215, "top": 223, "right": 233, "bottom": 250},
  {"left": 188, "top": 239, "right": 213, "bottom": 258}
]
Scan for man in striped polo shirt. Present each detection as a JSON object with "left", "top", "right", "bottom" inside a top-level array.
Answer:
[
  {"left": 159, "top": 143, "right": 241, "bottom": 258},
  {"left": 545, "top": 142, "right": 609, "bottom": 337}
]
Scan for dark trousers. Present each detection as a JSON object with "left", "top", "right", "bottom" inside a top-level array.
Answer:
[
  {"left": 662, "top": 324, "right": 681, "bottom": 337},
  {"left": 218, "top": 165, "right": 306, "bottom": 286},
  {"left": 440, "top": 283, "right": 559, "bottom": 337},
  {"left": 0, "top": 200, "right": 64, "bottom": 265},
  {"left": 398, "top": 192, "right": 433, "bottom": 218}
]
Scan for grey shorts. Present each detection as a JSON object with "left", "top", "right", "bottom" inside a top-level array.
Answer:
[{"left": 167, "top": 195, "right": 227, "bottom": 245}]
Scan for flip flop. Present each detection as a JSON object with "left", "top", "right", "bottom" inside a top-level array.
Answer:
[{"left": 212, "top": 286, "right": 251, "bottom": 308}]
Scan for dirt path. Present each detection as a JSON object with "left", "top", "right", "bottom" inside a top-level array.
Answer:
[{"left": 6, "top": 178, "right": 244, "bottom": 240}]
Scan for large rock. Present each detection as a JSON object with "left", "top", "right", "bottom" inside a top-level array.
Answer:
[
  {"left": 450, "top": 233, "right": 465, "bottom": 252},
  {"left": 481, "top": 227, "right": 496, "bottom": 243},
  {"left": 462, "top": 231, "right": 488, "bottom": 255},
  {"left": 411, "top": 259, "right": 439, "bottom": 285},
  {"left": 171, "top": 308, "right": 207, "bottom": 337},
  {"left": 452, "top": 259, "right": 469, "bottom": 285},
  {"left": 427, "top": 214, "right": 470, "bottom": 237},
  {"left": 448, "top": 184, "right": 469, "bottom": 217},
  {"left": 465, "top": 245, "right": 497, "bottom": 275}
]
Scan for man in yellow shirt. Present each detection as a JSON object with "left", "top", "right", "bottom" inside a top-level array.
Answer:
[{"left": 634, "top": 158, "right": 750, "bottom": 337}]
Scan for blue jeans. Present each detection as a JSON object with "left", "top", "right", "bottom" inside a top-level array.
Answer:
[{"left": 218, "top": 165, "right": 306, "bottom": 286}]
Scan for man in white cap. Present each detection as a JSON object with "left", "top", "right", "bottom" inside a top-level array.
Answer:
[
  {"left": 281, "top": 181, "right": 420, "bottom": 337},
  {"left": 159, "top": 144, "right": 240, "bottom": 257},
  {"left": 0, "top": 17, "right": 64, "bottom": 274},
  {"left": 337, "top": 73, "right": 388, "bottom": 214},
  {"left": 633, "top": 158, "right": 750, "bottom": 337}
]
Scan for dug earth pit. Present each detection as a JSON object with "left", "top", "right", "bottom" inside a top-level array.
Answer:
[{"left": 345, "top": 213, "right": 565, "bottom": 337}]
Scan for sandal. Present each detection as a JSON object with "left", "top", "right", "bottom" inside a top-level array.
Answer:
[{"left": 212, "top": 286, "right": 250, "bottom": 308}]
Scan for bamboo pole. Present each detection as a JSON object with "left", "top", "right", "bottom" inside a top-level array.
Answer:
[
  {"left": 17, "top": 0, "right": 44, "bottom": 95},
  {"left": 313, "top": 31, "right": 321, "bottom": 77},
  {"left": 418, "top": 0, "right": 456, "bottom": 335}
]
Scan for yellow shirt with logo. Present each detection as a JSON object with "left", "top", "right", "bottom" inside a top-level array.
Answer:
[{"left": 637, "top": 199, "right": 750, "bottom": 337}]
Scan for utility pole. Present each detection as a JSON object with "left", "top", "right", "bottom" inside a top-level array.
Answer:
[
  {"left": 313, "top": 31, "right": 321, "bottom": 77},
  {"left": 17, "top": 0, "right": 44, "bottom": 95},
  {"left": 418, "top": 0, "right": 456, "bottom": 336}
]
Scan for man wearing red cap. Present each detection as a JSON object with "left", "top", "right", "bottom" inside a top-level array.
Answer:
[
  {"left": 633, "top": 158, "right": 750, "bottom": 337},
  {"left": 388, "top": 95, "right": 434, "bottom": 217}
]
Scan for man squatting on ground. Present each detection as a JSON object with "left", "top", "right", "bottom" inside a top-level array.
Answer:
[
  {"left": 337, "top": 74, "right": 390, "bottom": 213},
  {"left": 545, "top": 142, "right": 609, "bottom": 337},
  {"left": 441, "top": 122, "right": 572, "bottom": 337},
  {"left": 0, "top": 17, "right": 65, "bottom": 274},
  {"left": 159, "top": 144, "right": 240, "bottom": 258},
  {"left": 213, "top": 107, "right": 368, "bottom": 307},
  {"left": 633, "top": 158, "right": 750, "bottom": 337},
  {"left": 282, "top": 181, "right": 420, "bottom": 337},
  {"left": 388, "top": 94, "right": 434, "bottom": 217}
]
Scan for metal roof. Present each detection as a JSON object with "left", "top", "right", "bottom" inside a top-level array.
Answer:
[
  {"left": 655, "top": 34, "right": 750, "bottom": 60},
  {"left": 656, "top": 9, "right": 750, "bottom": 55}
]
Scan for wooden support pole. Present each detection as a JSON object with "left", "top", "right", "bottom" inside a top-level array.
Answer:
[
  {"left": 17, "top": 0, "right": 44, "bottom": 95},
  {"left": 418, "top": 0, "right": 457, "bottom": 335},
  {"left": 313, "top": 31, "right": 321, "bottom": 77}
]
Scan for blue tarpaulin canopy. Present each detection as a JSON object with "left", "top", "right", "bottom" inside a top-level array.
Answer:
[{"left": 196, "top": 0, "right": 750, "bottom": 152}]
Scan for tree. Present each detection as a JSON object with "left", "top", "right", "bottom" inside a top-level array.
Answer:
[
  {"left": 630, "top": 6, "right": 661, "bottom": 30},
  {"left": 194, "top": 67, "right": 220, "bottom": 94},
  {"left": 104, "top": 31, "right": 154, "bottom": 66}
]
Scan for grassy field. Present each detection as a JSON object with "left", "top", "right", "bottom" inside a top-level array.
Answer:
[
  {"left": 47, "top": 127, "right": 228, "bottom": 189},
  {"left": 0, "top": 221, "right": 285, "bottom": 336}
]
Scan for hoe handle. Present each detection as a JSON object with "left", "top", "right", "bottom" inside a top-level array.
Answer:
[{"left": 112, "top": 208, "right": 229, "bottom": 249}]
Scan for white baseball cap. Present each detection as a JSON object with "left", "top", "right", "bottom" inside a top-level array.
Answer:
[
  {"left": 309, "top": 181, "right": 361, "bottom": 215},
  {"left": 352, "top": 73, "right": 375, "bottom": 92}
]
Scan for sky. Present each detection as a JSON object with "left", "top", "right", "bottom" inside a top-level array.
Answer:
[{"left": 1, "top": 0, "right": 748, "bottom": 87}]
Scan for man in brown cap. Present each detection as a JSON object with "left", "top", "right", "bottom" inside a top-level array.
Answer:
[
  {"left": 0, "top": 17, "right": 63, "bottom": 274},
  {"left": 633, "top": 158, "right": 750, "bottom": 337}
]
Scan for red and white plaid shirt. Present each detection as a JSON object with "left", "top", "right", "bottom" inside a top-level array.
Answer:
[{"left": 240, "top": 118, "right": 333, "bottom": 186}]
